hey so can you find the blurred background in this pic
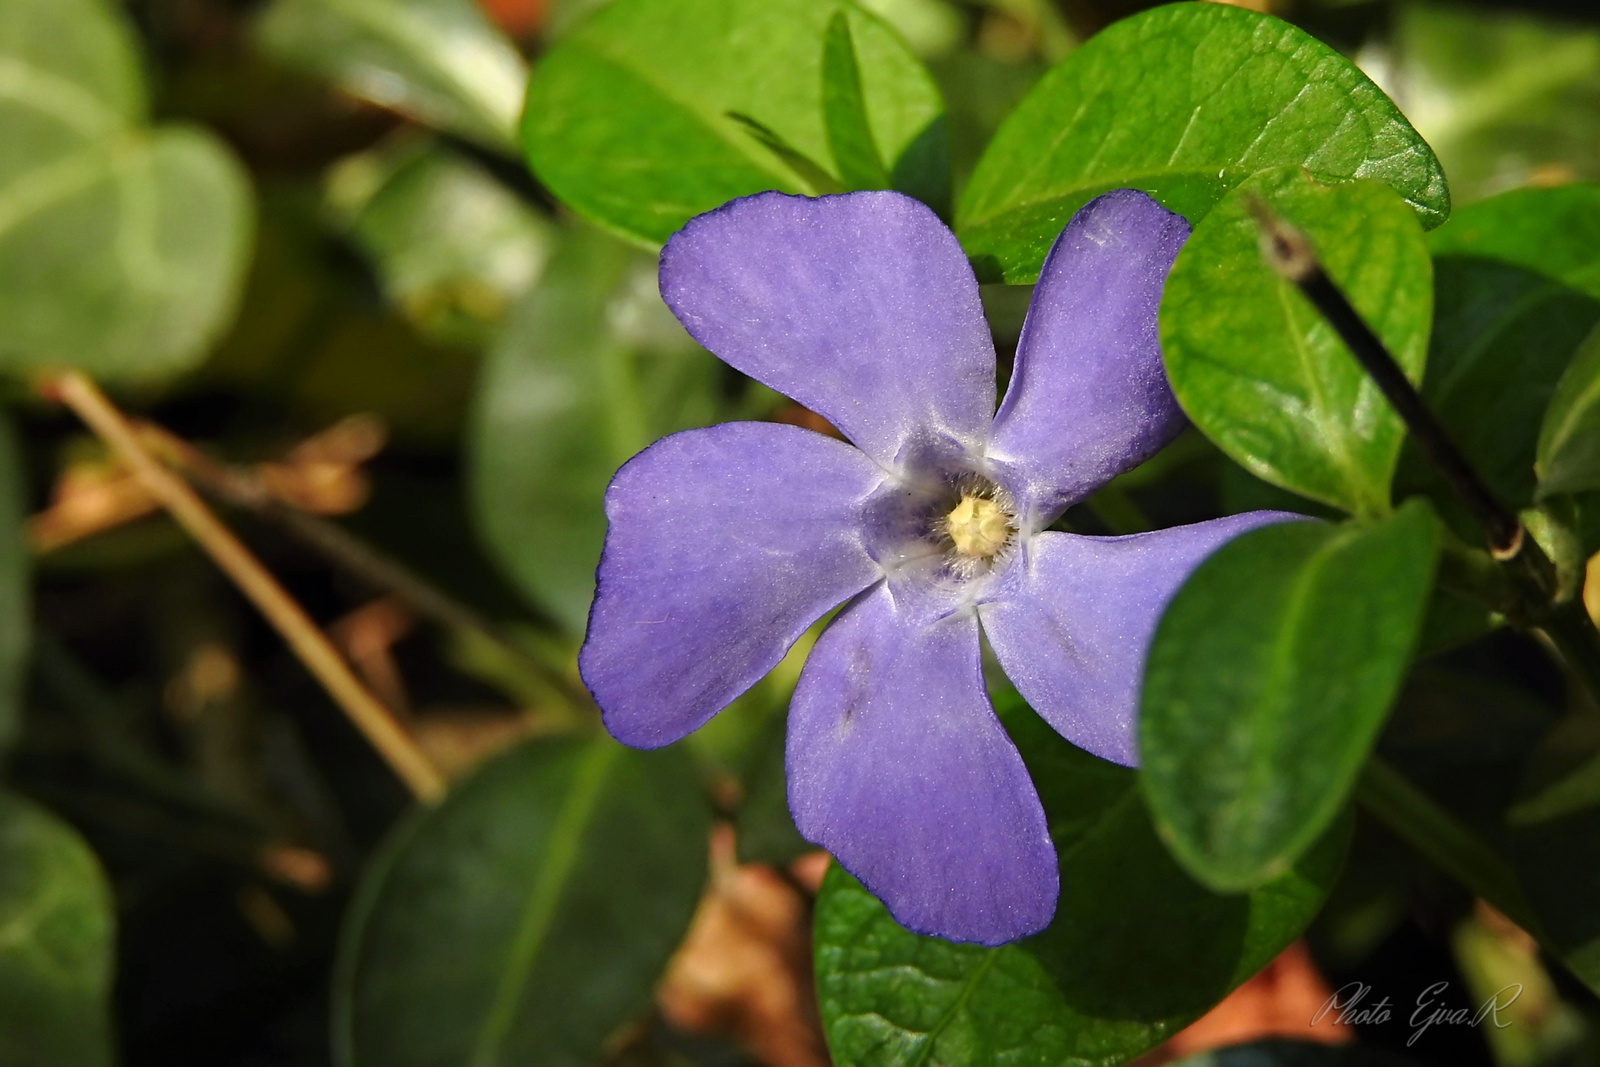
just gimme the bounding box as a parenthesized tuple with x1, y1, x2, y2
(8, 0, 1600, 1064)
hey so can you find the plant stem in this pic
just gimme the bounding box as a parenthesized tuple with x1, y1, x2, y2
(46, 371, 446, 803)
(134, 421, 591, 716)
(1356, 757, 1545, 939)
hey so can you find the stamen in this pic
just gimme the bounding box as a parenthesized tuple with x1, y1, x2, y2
(945, 494, 1013, 559)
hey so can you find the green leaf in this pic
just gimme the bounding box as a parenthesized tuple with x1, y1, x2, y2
(325, 136, 557, 345)
(1537, 321, 1600, 497)
(0, 419, 27, 753)
(1511, 805, 1600, 996)
(467, 224, 734, 636)
(815, 698, 1346, 1067)
(822, 12, 892, 191)
(1140, 500, 1439, 892)
(0, 0, 253, 381)
(956, 3, 1448, 283)
(0, 794, 115, 1067)
(333, 735, 711, 1067)
(521, 0, 948, 246)
(1419, 184, 1600, 509)
(254, 0, 528, 151)
(1388, 2, 1600, 207)
(1161, 169, 1434, 518)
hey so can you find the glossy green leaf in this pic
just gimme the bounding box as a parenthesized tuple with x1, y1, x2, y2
(0, 794, 115, 1067)
(325, 136, 557, 345)
(521, 0, 948, 246)
(814, 694, 1347, 1067)
(333, 735, 711, 1067)
(1419, 184, 1600, 509)
(1537, 322, 1600, 497)
(956, 3, 1448, 282)
(255, 0, 528, 150)
(468, 225, 734, 636)
(822, 13, 891, 191)
(0, 0, 253, 381)
(1161, 170, 1434, 518)
(0, 420, 27, 753)
(1141, 500, 1438, 892)
(1389, 2, 1600, 207)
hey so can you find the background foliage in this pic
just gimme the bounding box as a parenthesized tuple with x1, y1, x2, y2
(4, 0, 1600, 1065)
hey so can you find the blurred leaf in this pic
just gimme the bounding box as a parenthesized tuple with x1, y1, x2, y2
(334, 735, 710, 1067)
(815, 696, 1347, 1067)
(1387, 1, 1600, 206)
(0, 0, 253, 381)
(0, 794, 115, 1067)
(1141, 501, 1438, 892)
(928, 53, 1045, 198)
(1418, 184, 1600, 509)
(733, 714, 808, 868)
(1512, 805, 1600, 995)
(255, 0, 528, 151)
(522, 0, 948, 245)
(1161, 170, 1433, 518)
(0, 420, 26, 753)
(957, 3, 1448, 283)
(468, 225, 731, 635)
(1536, 321, 1600, 497)
(326, 136, 557, 345)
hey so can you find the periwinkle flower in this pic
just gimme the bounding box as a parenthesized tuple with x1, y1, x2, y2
(579, 188, 1291, 945)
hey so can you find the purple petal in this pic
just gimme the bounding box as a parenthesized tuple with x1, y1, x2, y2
(980, 513, 1301, 766)
(580, 422, 884, 749)
(787, 585, 1057, 945)
(988, 190, 1192, 524)
(659, 191, 996, 466)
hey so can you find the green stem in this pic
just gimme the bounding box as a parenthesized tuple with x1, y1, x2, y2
(1541, 600, 1600, 712)
(1355, 757, 1545, 939)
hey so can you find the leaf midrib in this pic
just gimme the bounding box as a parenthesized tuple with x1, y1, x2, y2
(469, 739, 621, 1066)
(0, 56, 131, 138)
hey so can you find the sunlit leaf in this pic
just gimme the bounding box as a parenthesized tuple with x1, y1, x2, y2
(522, 0, 948, 245)
(1161, 169, 1433, 518)
(958, 3, 1447, 282)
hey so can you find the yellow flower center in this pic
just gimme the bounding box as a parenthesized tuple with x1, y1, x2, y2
(944, 494, 1013, 559)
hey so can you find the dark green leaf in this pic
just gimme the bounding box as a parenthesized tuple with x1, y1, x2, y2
(254, 0, 528, 150)
(822, 12, 891, 190)
(1161, 170, 1434, 518)
(814, 696, 1347, 1067)
(1418, 184, 1600, 509)
(0, 794, 115, 1067)
(1536, 320, 1600, 497)
(0, 0, 253, 381)
(1512, 806, 1600, 995)
(957, 3, 1447, 282)
(325, 136, 557, 345)
(333, 735, 711, 1067)
(1141, 501, 1439, 892)
(467, 225, 733, 635)
(521, 0, 948, 246)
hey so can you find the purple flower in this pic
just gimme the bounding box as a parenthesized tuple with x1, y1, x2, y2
(578, 188, 1292, 945)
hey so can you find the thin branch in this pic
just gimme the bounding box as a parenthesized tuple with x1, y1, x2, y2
(133, 421, 593, 715)
(44, 371, 446, 803)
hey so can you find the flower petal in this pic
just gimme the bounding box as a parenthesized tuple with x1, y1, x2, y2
(581, 422, 884, 749)
(980, 513, 1301, 766)
(787, 585, 1057, 945)
(988, 189, 1192, 524)
(659, 190, 997, 466)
